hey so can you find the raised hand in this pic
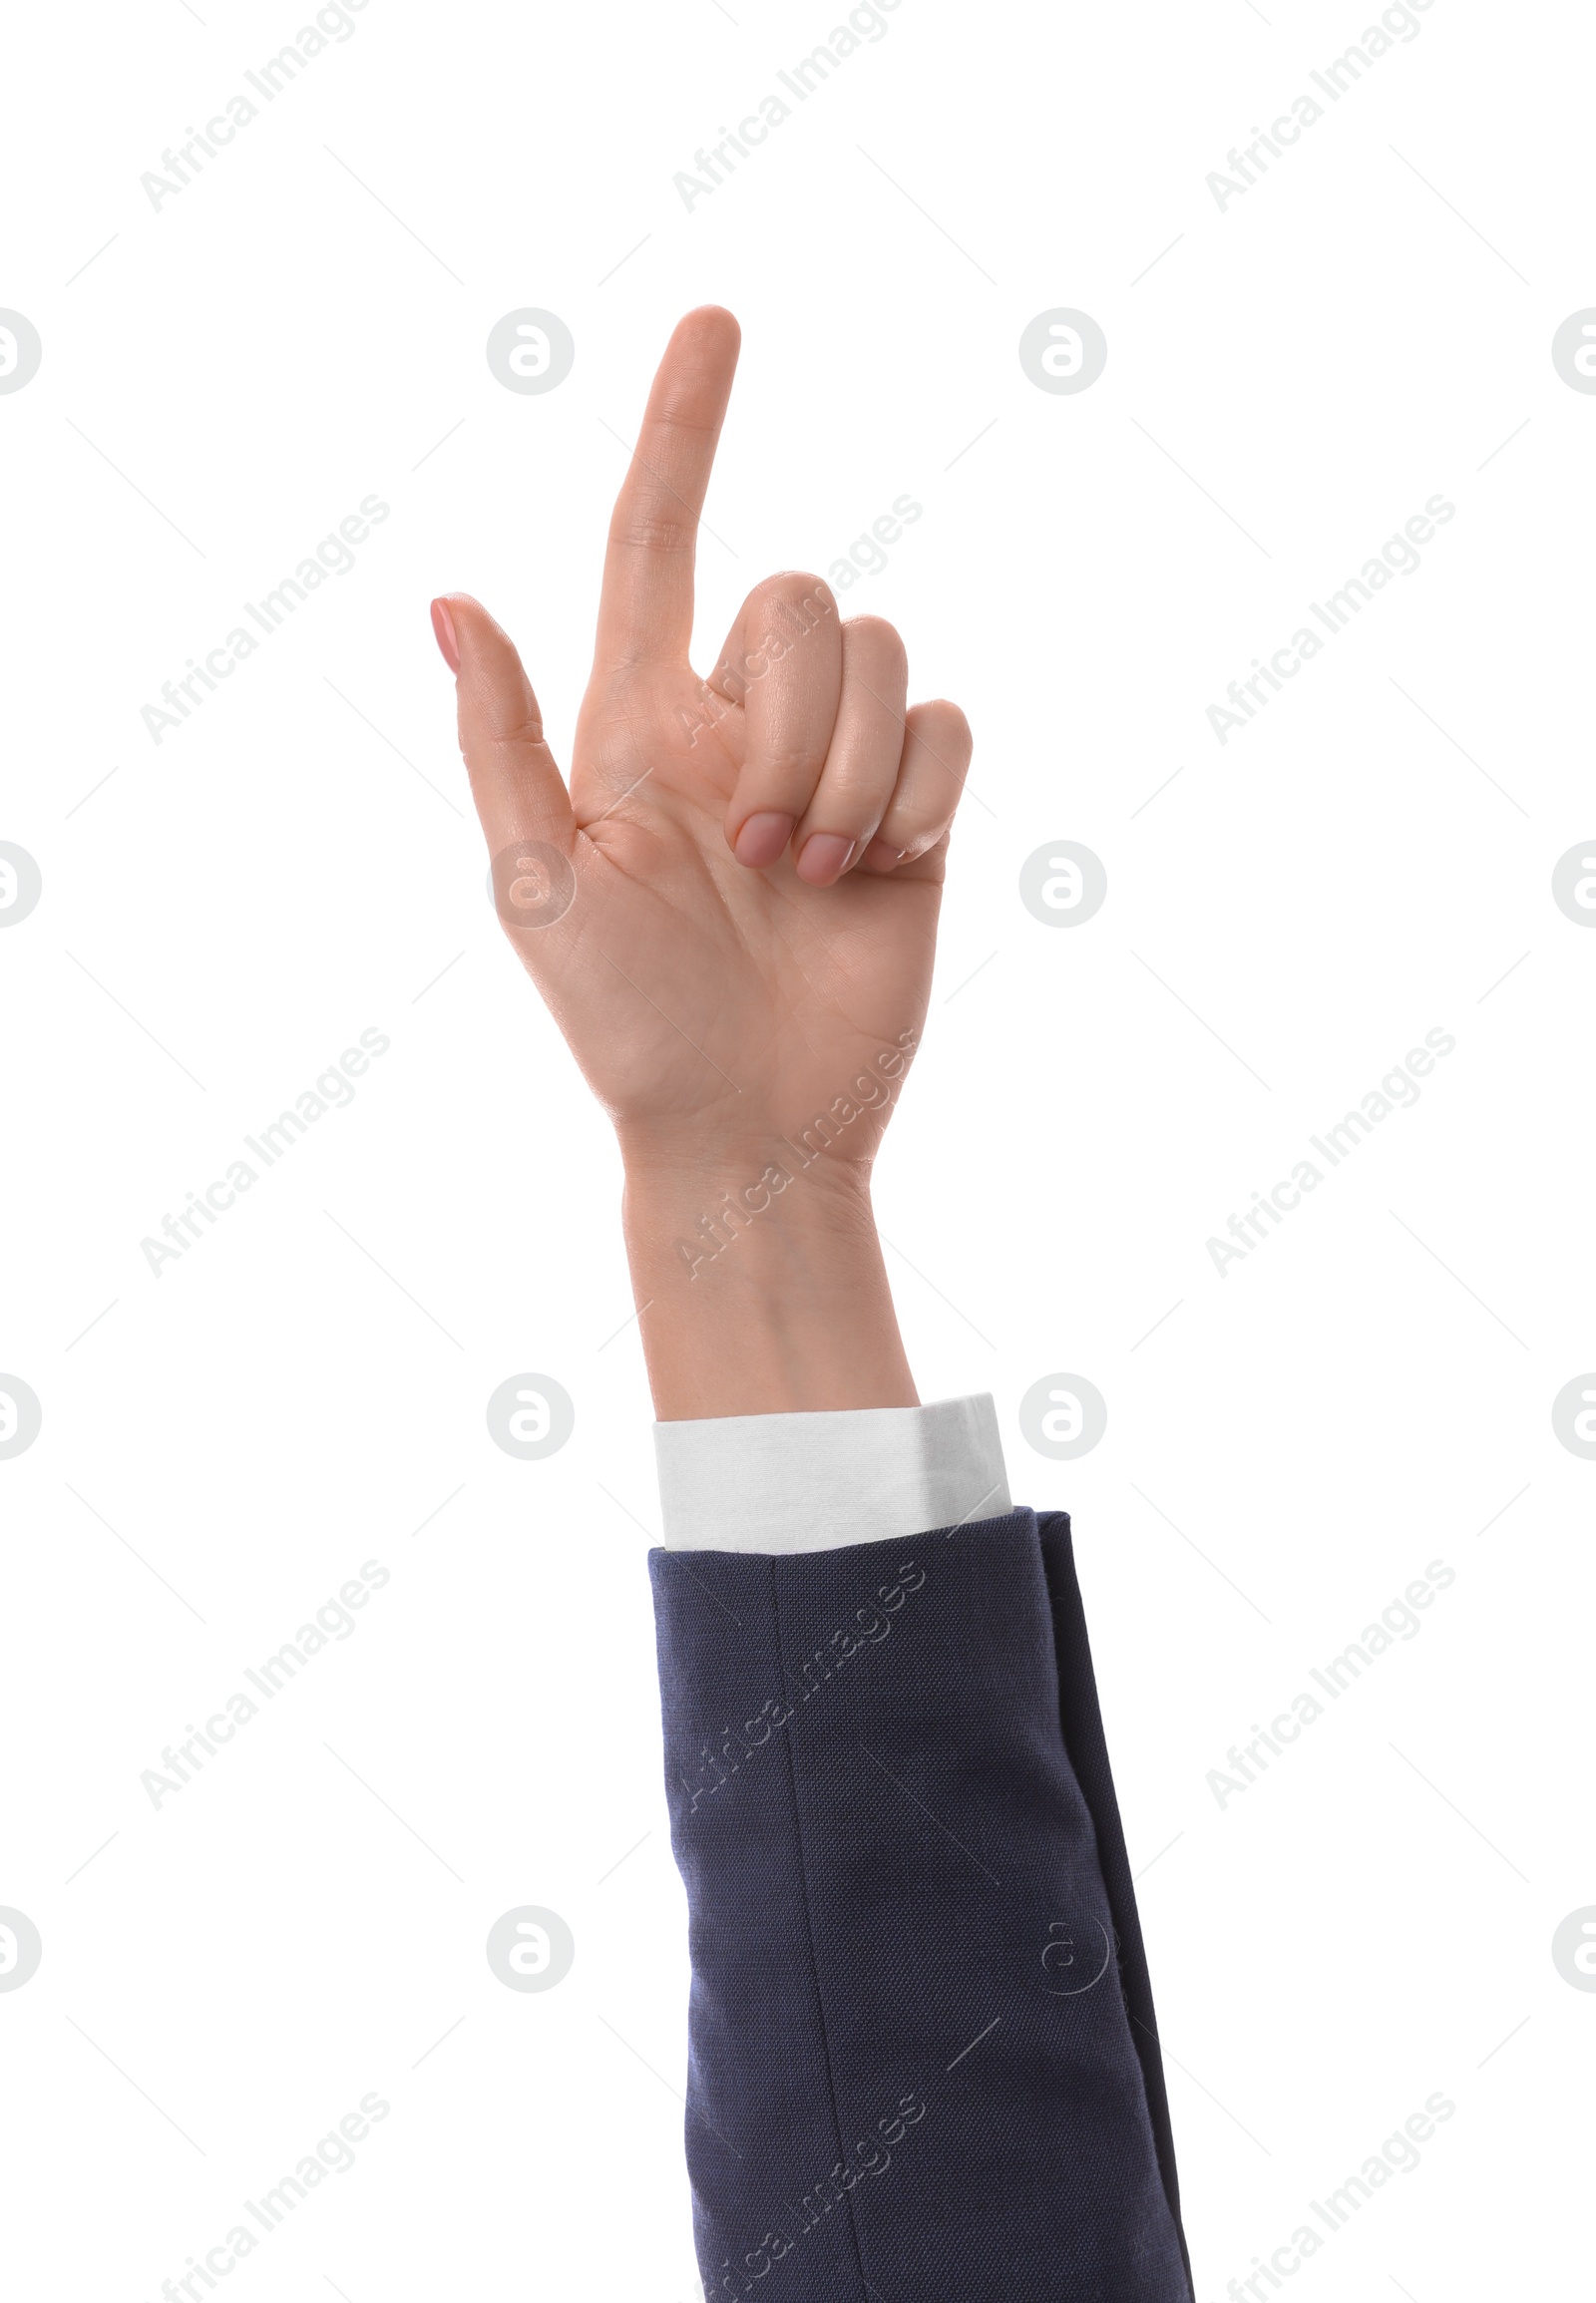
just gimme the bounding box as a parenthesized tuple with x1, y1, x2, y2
(432, 305, 971, 1160)
(430, 306, 974, 1414)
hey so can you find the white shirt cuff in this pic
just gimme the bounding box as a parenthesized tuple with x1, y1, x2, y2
(652, 1392, 1011, 1553)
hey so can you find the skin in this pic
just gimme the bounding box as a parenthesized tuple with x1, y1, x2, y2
(431, 305, 974, 1419)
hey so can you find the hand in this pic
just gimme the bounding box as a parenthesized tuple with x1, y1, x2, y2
(432, 307, 975, 1416)
(433, 305, 972, 1167)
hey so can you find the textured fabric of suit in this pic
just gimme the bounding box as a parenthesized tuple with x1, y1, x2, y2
(648, 1506, 1193, 2303)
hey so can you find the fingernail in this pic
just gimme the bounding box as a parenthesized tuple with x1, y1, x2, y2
(733, 811, 795, 869)
(796, 832, 856, 886)
(861, 837, 906, 873)
(430, 596, 460, 674)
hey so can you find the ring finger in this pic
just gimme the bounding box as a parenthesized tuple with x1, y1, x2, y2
(790, 615, 909, 886)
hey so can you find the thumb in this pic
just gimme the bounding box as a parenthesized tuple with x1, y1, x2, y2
(431, 591, 581, 936)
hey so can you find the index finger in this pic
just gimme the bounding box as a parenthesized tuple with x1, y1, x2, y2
(594, 304, 741, 675)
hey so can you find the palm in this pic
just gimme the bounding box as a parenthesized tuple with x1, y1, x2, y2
(559, 667, 942, 1133)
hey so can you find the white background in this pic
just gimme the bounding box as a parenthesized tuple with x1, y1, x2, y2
(2, 0, 1591, 2295)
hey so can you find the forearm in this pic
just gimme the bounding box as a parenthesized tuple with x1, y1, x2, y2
(618, 1132, 918, 1419)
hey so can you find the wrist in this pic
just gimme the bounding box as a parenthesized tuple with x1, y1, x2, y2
(618, 1116, 873, 1219)
(617, 1132, 916, 1420)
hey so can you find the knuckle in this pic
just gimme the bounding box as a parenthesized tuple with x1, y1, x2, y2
(609, 516, 695, 556)
(913, 700, 973, 764)
(485, 709, 547, 753)
(748, 570, 837, 622)
(648, 407, 719, 441)
(757, 741, 825, 785)
(842, 612, 906, 658)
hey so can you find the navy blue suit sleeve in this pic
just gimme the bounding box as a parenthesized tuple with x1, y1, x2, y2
(648, 1507, 1193, 2303)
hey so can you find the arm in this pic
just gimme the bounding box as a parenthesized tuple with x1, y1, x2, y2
(435, 307, 1191, 2300)
(432, 305, 962, 1412)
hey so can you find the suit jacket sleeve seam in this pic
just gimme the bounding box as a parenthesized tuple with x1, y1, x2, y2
(767, 1555, 876, 2302)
